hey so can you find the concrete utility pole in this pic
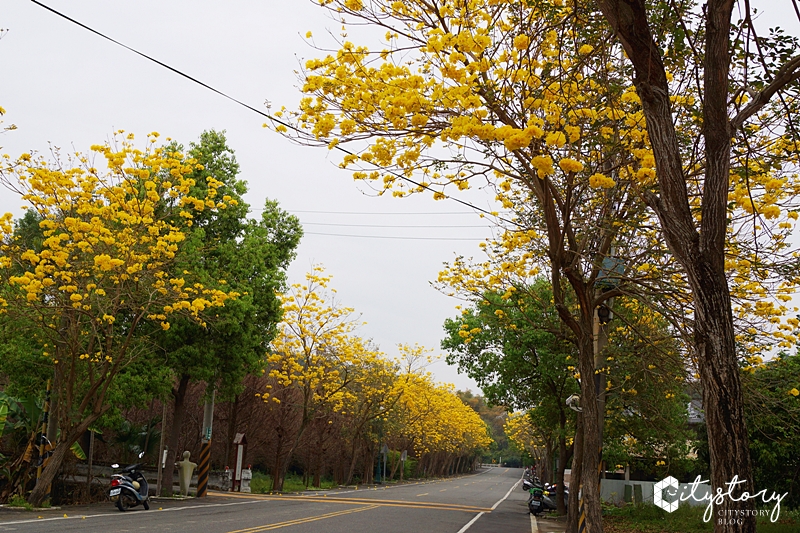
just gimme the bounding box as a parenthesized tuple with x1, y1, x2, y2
(594, 293, 611, 478)
(197, 389, 215, 497)
(594, 252, 621, 480)
(156, 402, 167, 496)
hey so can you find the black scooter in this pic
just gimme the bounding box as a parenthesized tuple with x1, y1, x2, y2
(528, 486, 546, 515)
(109, 462, 150, 511)
(525, 479, 566, 515)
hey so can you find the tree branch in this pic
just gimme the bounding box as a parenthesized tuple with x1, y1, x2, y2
(730, 54, 800, 131)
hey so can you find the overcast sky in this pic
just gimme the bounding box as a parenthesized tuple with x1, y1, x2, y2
(0, 0, 506, 392)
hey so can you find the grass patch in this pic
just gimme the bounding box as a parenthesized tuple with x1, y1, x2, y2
(602, 503, 798, 533)
(757, 508, 800, 533)
(6, 495, 34, 511)
(4, 494, 50, 510)
(249, 472, 337, 493)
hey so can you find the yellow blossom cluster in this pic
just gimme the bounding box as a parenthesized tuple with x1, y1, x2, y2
(389, 372, 492, 456)
(504, 411, 540, 456)
(0, 132, 236, 359)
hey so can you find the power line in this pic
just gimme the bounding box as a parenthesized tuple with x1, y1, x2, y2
(283, 210, 495, 215)
(304, 231, 486, 241)
(303, 222, 490, 228)
(30, 0, 521, 228)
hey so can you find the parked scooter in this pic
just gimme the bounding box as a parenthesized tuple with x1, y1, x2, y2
(522, 477, 539, 492)
(525, 479, 568, 515)
(544, 482, 569, 512)
(528, 486, 546, 515)
(109, 462, 150, 511)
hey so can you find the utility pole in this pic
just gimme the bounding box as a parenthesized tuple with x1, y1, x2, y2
(594, 292, 611, 477)
(156, 401, 167, 496)
(197, 389, 215, 497)
(595, 253, 621, 477)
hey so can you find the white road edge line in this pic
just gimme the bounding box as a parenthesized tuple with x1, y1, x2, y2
(455, 471, 524, 533)
(0, 499, 264, 526)
(455, 511, 485, 533)
(530, 512, 538, 532)
(491, 477, 522, 510)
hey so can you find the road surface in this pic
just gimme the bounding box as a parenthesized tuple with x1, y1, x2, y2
(0, 467, 566, 533)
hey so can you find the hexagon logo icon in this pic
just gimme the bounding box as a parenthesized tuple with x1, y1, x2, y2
(654, 476, 680, 513)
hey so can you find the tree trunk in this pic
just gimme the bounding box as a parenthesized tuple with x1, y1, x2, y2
(313, 453, 323, 488)
(542, 439, 553, 485)
(272, 426, 286, 491)
(694, 263, 755, 530)
(46, 368, 60, 446)
(85, 430, 95, 497)
(556, 433, 570, 515)
(345, 434, 362, 485)
(574, 320, 602, 533)
(273, 419, 308, 491)
(163, 373, 190, 496)
(595, 2, 756, 532)
(389, 452, 401, 481)
(304, 448, 312, 487)
(29, 413, 99, 507)
(566, 412, 584, 533)
(225, 394, 239, 469)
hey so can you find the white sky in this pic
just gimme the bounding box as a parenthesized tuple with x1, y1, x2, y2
(2, 1, 798, 394)
(0, 0, 502, 393)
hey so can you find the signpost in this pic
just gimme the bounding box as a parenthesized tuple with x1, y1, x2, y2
(381, 443, 389, 484)
(233, 433, 247, 492)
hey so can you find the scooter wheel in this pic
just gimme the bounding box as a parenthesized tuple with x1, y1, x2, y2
(116, 497, 129, 512)
(143, 499, 150, 511)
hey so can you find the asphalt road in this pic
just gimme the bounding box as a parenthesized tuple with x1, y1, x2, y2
(0, 467, 566, 533)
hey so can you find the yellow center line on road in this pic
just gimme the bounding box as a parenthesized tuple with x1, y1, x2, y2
(226, 505, 379, 533)
(209, 491, 491, 513)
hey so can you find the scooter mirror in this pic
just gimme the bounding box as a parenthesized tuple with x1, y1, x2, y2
(111, 463, 119, 468)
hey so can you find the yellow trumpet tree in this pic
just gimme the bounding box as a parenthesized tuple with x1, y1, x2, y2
(262, 265, 364, 491)
(335, 350, 401, 485)
(589, 3, 800, 531)
(0, 133, 236, 506)
(504, 411, 542, 461)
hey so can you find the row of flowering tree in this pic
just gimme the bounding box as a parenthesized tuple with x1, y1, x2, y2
(260, 267, 492, 490)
